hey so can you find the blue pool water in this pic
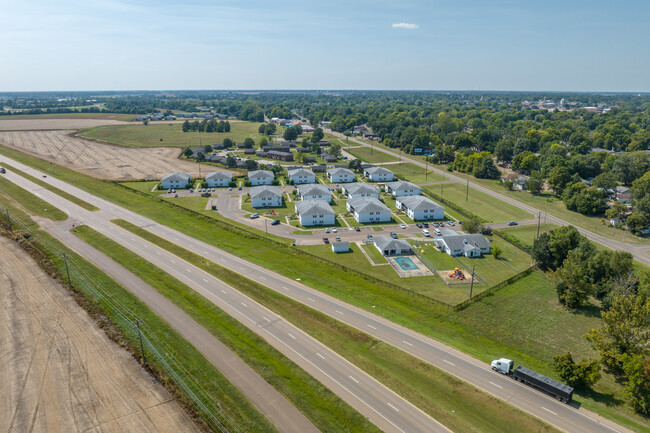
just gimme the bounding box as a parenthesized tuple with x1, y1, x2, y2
(394, 256, 419, 271)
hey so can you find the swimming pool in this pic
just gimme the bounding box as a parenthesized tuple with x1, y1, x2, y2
(394, 256, 420, 271)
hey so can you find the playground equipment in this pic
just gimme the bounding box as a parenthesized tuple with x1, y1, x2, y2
(449, 268, 465, 280)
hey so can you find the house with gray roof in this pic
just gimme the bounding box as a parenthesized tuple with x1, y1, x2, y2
(374, 236, 412, 256)
(346, 197, 391, 223)
(331, 241, 350, 253)
(434, 233, 491, 258)
(364, 166, 395, 182)
(396, 195, 444, 221)
(288, 168, 316, 184)
(385, 181, 421, 197)
(161, 173, 191, 189)
(341, 183, 380, 199)
(297, 183, 331, 201)
(205, 171, 232, 187)
(250, 185, 282, 208)
(248, 170, 274, 186)
(327, 167, 355, 183)
(295, 200, 336, 226)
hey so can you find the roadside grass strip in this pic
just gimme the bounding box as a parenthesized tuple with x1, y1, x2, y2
(73, 224, 381, 433)
(0, 175, 68, 221)
(114, 219, 560, 433)
(0, 162, 99, 211)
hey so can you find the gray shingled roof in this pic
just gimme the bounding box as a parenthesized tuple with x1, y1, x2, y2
(398, 195, 443, 211)
(295, 200, 336, 215)
(374, 236, 412, 252)
(364, 167, 394, 176)
(438, 234, 490, 250)
(162, 173, 191, 183)
(327, 167, 354, 177)
(331, 241, 349, 249)
(288, 168, 314, 177)
(248, 170, 274, 179)
(343, 183, 378, 195)
(250, 185, 282, 199)
(297, 183, 330, 197)
(205, 171, 232, 180)
(386, 180, 421, 191)
(347, 197, 390, 213)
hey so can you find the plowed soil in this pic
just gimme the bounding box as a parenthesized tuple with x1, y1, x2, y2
(0, 236, 199, 433)
(0, 130, 205, 180)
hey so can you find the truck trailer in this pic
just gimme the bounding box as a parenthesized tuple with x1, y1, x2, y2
(512, 365, 574, 403)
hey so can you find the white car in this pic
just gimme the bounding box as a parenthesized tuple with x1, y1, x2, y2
(332, 227, 337, 233)
(325, 228, 330, 233)
(400, 223, 406, 229)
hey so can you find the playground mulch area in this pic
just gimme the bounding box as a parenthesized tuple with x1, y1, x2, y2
(437, 269, 472, 285)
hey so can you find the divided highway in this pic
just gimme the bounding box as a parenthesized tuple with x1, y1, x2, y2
(0, 154, 630, 433)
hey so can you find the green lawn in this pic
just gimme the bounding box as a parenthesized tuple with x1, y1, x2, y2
(499, 223, 560, 249)
(2, 144, 647, 432)
(0, 176, 68, 221)
(74, 225, 379, 433)
(119, 180, 167, 195)
(80, 121, 281, 148)
(360, 243, 387, 264)
(437, 183, 533, 223)
(113, 220, 560, 433)
(346, 146, 401, 163)
(389, 163, 448, 184)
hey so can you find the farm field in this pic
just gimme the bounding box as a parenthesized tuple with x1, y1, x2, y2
(0, 118, 129, 131)
(0, 112, 135, 121)
(389, 162, 448, 184)
(80, 121, 281, 148)
(0, 130, 211, 180)
(437, 182, 533, 223)
(0, 236, 198, 433)
(346, 146, 401, 163)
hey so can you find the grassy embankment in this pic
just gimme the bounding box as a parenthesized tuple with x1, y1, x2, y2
(110, 219, 560, 433)
(73, 224, 379, 433)
(1, 144, 647, 431)
(345, 146, 401, 163)
(1, 162, 99, 211)
(0, 192, 279, 433)
(0, 175, 68, 221)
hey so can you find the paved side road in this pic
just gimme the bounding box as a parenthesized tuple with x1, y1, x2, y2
(38, 219, 319, 433)
(2, 163, 449, 433)
(0, 155, 631, 433)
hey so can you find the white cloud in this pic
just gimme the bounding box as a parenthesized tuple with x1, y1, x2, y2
(392, 22, 419, 30)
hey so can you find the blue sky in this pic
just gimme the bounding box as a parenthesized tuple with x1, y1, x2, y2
(1, 0, 649, 92)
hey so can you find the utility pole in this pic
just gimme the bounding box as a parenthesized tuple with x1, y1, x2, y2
(135, 320, 147, 365)
(465, 179, 469, 202)
(440, 183, 443, 200)
(265, 219, 268, 234)
(536, 211, 541, 240)
(425, 160, 428, 181)
(469, 265, 475, 299)
(62, 253, 72, 287)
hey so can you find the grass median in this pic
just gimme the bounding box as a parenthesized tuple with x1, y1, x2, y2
(72, 224, 381, 433)
(0, 199, 278, 433)
(0, 175, 68, 221)
(0, 162, 99, 211)
(113, 218, 559, 433)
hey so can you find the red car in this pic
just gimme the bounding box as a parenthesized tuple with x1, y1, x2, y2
(322, 237, 329, 244)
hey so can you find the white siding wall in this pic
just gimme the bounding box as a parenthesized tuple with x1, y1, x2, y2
(251, 196, 282, 208)
(291, 174, 316, 184)
(250, 177, 273, 186)
(298, 213, 335, 226)
(353, 210, 391, 223)
(206, 177, 231, 187)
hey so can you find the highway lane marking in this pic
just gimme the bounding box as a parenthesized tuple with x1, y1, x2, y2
(387, 402, 400, 412)
(367, 324, 377, 329)
(282, 286, 290, 291)
(307, 297, 315, 302)
(349, 376, 359, 383)
(259, 276, 266, 281)
(541, 407, 557, 416)
(402, 340, 413, 347)
(443, 359, 455, 366)
(156, 252, 161, 255)
(241, 302, 247, 307)
(489, 381, 503, 389)
(202, 278, 208, 283)
(288, 333, 296, 340)
(220, 289, 227, 294)
(186, 268, 192, 273)
(316, 352, 325, 359)
(335, 310, 344, 315)
(263, 316, 270, 321)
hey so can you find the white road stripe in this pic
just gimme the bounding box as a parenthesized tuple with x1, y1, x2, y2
(489, 381, 503, 389)
(541, 407, 557, 416)
(259, 276, 266, 281)
(443, 359, 455, 366)
(282, 286, 290, 291)
(316, 352, 325, 359)
(387, 402, 400, 412)
(288, 333, 296, 340)
(307, 297, 315, 302)
(241, 302, 247, 307)
(349, 376, 359, 383)
(202, 278, 208, 282)
(335, 310, 344, 315)
(220, 289, 227, 294)
(367, 324, 377, 329)
(402, 340, 413, 347)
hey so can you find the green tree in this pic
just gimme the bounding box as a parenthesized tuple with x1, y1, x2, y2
(605, 202, 628, 220)
(182, 120, 190, 132)
(592, 172, 618, 196)
(143, 118, 149, 126)
(532, 233, 552, 270)
(203, 144, 212, 153)
(491, 244, 502, 259)
(554, 249, 592, 308)
(494, 139, 514, 164)
(330, 143, 342, 157)
(225, 155, 237, 168)
(549, 225, 582, 270)
(223, 137, 233, 148)
(463, 218, 482, 234)
(621, 354, 650, 415)
(525, 172, 544, 194)
(196, 152, 205, 162)
(348, 159, 363, 172)
(224, 121, 231, 132)
(553, 352, 601, 388)
(243, 137, 255, 148)
(183, 146, 193, 157)
(283, 126, 299, 141)
(548, 166, 572, 195)
(311, 127, 324, 143)
(631, 171, 650, 201)
(244, 159, 258, 170)
(626, 213, 649, 233)
(258, 136, 268, 148)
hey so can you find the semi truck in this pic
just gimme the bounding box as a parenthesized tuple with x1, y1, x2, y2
(491, 358, 574, 403)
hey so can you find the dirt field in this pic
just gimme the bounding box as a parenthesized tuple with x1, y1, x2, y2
(0, 130, 209, 180)
(0, 236, 199, 433)
(0, 119, 129, 131)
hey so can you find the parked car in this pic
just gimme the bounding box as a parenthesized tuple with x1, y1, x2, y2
(390, 232, 398, 239)
(433, 222, 439, 227)
(174, 193, 178, 197)
(0, 167, 6, 174)
(271, 219, 280, 225)
(458, 221, 464, 225)
(322, 237, 329, 244)
(332, 227, 337, 233)
(400, 223, 406, 229)
(168, 189, 172, 193)
(416, 223, 423, 228)
(238, 186, 242, 190)
(508, 221, 518, 226)
(336, 236, 341, 241)
(422, 229, 431, 237)
(172, 189, 176, 193)
(367, 233, 373, 239)
(422, 222, 429, 228)
(325, 228, 330, 233)
(189, 189, 193, 193)
(449, 221, 455, 226)
(439, 222, 445, 227)
(250, 213, 259, 219)
(229, 187, 232, 191)
(354, 226, 360, 231)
